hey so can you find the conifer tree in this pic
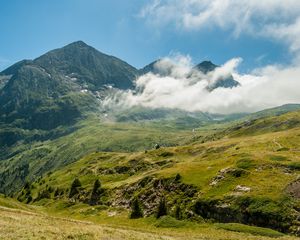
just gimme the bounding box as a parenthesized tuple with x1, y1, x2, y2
(130, 197, 143, 219)
(90, 179, 101, 205)
(156, 197, 167, 218)
(69, 178, 81, 198)
(175, 205, 181, 220)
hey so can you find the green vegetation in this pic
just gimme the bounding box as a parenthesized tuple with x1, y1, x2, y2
(0, 115, 193, 194)
(156, 197, 168, 219)
(69, 178, 81, 198)
(154, 216, 185, 228)
(13, 109, 300, 235)
(215, 223, 285, 238)
(89, 179, 102, 205)
(2, 41, 300, 239)
(1, 108, 300, 238)
(130, 197, 143, 219)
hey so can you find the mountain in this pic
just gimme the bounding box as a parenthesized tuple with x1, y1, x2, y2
(33, 41, 139, 90)
(0, 41, 241, 145)
(1, 41, 300, 238)
(0, 41, 139, 133)
(139, 60, 161, 75)
(194, 61, 240, 90)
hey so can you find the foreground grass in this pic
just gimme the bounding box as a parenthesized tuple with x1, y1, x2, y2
(0, 204, 297, 240)
(215, 223, 285, 238)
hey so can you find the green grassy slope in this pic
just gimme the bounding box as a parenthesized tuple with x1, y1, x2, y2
(1, 102, 298, 195)
(0, 115, 193, 194)
(16, 110, 300, 235)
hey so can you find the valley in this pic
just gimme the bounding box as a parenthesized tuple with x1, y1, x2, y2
(0, 41, 300, 239)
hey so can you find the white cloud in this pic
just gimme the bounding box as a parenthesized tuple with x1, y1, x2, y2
(107, 1, 300, 114)
(139, 0, 300, 53)
(103, 55, 300, 114)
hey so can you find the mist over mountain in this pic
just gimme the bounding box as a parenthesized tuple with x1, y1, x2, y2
(139, 59, 239, 90)
(1, 43, 300, 239)
(0, 41, 242, 133)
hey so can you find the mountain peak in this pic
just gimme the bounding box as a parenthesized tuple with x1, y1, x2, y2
(65, 40, 90, 48)
(139, 59, 161, 75)
(194, 61, 217, 74)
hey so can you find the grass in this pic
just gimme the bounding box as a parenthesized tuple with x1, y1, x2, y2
(21, 125, 300, 203)
(0, 201, 298, 240)
(14, 125, 300, 235)
(154, 216, 187, 228)
(215, 223, 285, 238)
(3, 109, 300, 238)
(0, 115, 193, 194)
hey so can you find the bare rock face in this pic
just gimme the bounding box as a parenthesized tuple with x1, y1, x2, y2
(210, 167, 246, 186)
(235, 185, 251, 192)
(286, 178, 300, 198)
(111, 175, 199, 216)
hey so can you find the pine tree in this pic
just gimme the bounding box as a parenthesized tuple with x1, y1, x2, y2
(156, 197, 167, 218)
(69, 178, 81, 198)
(130, 197, 143, 219)
(90, 179, 101, 205)
(175, 205, 181, 220)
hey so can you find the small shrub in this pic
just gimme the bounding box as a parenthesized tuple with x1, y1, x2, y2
(26, 195, 33, 203)
(287, 162, 300, 170)
(277, 147, 290, 152)
(23, 182, 31, 190)
(236, 158, 255, 169)
(230, 168, 247, 178)
(54, 188, 59, 197)
(269, 155, 288, 161)
(159, 151, 174, 157)
(175, 173, 181, 181)
(35, 189, 51, 201)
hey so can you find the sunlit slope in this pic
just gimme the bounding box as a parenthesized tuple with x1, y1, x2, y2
(0, 116, 192, 194)
(17, 110, 300, 234)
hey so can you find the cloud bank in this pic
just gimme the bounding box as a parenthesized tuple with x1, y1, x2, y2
(102, 1, 300, 114)
(104, 56, 300, 114)
(103, 55, 300, 114)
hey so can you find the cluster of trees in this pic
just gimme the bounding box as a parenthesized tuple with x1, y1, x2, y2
(69, 178, 103, 205)
(22, 175, 183, 220)
(130, 196, 182, 220)
(69, 178, 179, 220)
(129, 174, 183, 219)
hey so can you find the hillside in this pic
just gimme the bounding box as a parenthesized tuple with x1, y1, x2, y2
(15, 110, 300, 236)
(0, 41, 139, 132)
(1, 196, 295, 240)
(1, 41, 300, 239)
(0, 41, 252, 195)
(1, 102, 299, 195)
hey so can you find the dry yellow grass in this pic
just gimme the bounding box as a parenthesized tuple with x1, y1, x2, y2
(0, 205, 298, 240)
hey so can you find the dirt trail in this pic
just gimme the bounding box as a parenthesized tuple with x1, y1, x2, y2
(273, 138, 283, 149)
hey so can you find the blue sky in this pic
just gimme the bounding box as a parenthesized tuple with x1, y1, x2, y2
(0, 0, 295, 72)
